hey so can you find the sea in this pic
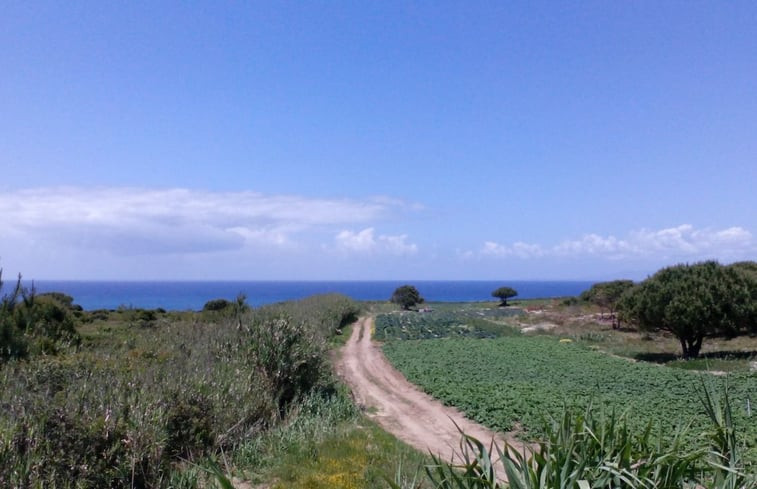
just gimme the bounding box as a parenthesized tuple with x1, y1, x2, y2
(27, 280, 596, 311)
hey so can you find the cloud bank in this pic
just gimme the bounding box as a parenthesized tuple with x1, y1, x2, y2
(2, 187, 753, 280)
(0, 187, 409, 255)
(474, 225, 755, 262)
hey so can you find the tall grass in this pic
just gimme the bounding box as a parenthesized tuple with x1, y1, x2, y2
(0, 293, 361, 488)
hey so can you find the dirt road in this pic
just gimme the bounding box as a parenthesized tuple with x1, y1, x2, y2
(336, 316, 525, 466)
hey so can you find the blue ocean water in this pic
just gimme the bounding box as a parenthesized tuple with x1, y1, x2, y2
(29, 280, 596, 311)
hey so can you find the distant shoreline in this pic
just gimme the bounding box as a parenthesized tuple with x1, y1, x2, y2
(28, 280, 596, 311)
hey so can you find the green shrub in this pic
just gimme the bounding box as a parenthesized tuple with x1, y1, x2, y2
(1, 272, 81, 360)
(245, 313, 326, 417)
(165, 391, 215, 460)
(0, 271, 28, 361)
(27, 298, 81, 352)
(203, 298, 232, 312)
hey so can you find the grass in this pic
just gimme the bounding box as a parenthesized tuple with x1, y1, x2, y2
(266, 418, 430, 489)
(329, 319, 358, 348)
(553, 321, 757, 372)
(667, 355, 757, 373)
(0, 294, 363, 488)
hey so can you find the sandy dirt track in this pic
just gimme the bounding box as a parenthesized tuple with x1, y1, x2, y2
(336, 316, 526, 467)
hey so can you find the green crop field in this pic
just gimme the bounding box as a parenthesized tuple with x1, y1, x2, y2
(382, 334, 757, 465)
(374, 306, 522, 340)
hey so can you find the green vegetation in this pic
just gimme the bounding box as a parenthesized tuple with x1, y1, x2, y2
(202, 298, 232, 311)
(579, 279, 634, 328)
(1, 271, 81, 361)
(375, 307, 521, 340)
(390, 285, 424, 310)
(4, 261, 755, 488)
(0, 291, 361, 488)
(395, 383, 755, 489)
(492, 286, 518, 306)
(380, 290, 757, 488)
(267, 418, 430, 489)
(619, 261, 757, 358)
(383, 336, 757, 466)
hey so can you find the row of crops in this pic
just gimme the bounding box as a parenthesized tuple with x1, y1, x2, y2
(374, 307, 522, 340)
(381, 334, 757, 466)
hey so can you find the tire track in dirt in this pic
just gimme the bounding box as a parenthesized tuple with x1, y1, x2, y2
(336, 316, 526, 470)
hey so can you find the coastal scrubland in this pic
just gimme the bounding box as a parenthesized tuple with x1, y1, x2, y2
(0, 284, 373, 488)
(2, 262, 757, 488)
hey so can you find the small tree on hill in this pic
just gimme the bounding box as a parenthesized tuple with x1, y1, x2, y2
(580, 280, 634, 328)
(492, 286, 517, 307)
(203, 298, 232, 312)
(391, 285, 424, 310)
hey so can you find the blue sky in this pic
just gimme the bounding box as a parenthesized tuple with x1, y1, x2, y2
(1, 1, 755, 280)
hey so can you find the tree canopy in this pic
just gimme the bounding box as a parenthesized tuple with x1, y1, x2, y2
(618, 261, 756, 359)
(580, 280, 634, 328)
(390, 285, 424, 310)
(492, 286, 517, 306)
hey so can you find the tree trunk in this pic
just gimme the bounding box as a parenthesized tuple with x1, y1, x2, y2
(689, 335, 703, 358)
(680, 335, 703, 359)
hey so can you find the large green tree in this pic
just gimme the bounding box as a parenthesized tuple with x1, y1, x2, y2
(390, 285, 424, 310)
(491, 286, 517, 307)
(580, 280, 634, 328)
(618, 261, 755, 359)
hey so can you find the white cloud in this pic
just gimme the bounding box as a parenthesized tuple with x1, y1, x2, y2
(553, 234, 635, 258)
(474, 224, 755, 262)
(380, 233, 419, 255)
(627, 225, 753, 257)
(335, 228, 377, 252)
(0, 187, 405, 255)
(334, 228, 418, 255)
(480, 240, 544, 259)
(480, 241, 508, 257)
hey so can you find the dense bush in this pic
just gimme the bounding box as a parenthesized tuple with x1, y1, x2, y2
(202, 298, 232, 312)
(1, 271, 81, 361)
(246, 313, 325, 417)
(580, 279, 634, 328)
(164, 391, 215, 460)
